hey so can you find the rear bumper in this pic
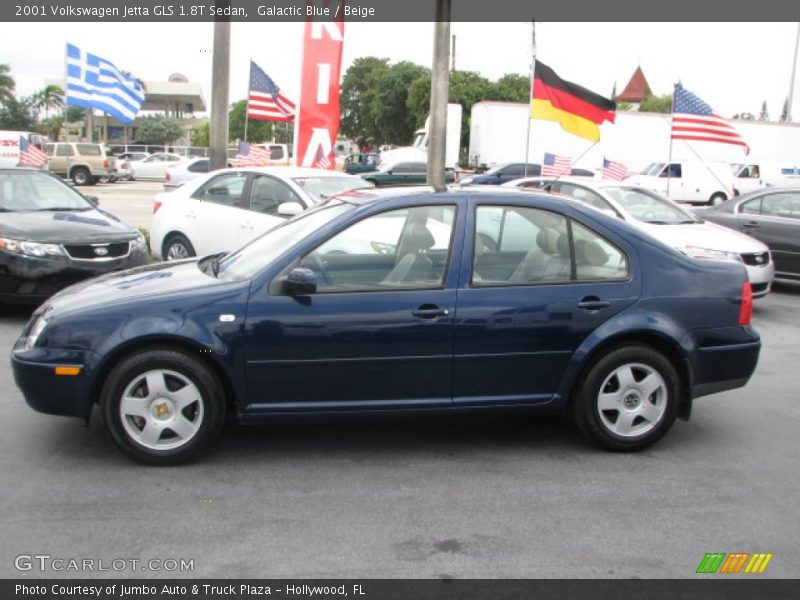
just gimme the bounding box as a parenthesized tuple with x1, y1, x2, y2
(689, 327, 761, 399)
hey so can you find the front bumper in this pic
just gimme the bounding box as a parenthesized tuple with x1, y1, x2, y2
(744, 260, 774, 298)
(0, 249, 149, 303)
(12, 347, 100, 418)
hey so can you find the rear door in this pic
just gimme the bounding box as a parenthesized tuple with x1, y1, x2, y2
(184, 171, 250, 256)
(454, 199, 640, 406)
(737, 191, 800, 276)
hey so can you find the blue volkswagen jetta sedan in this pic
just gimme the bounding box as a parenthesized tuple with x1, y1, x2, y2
(12, 189, 761, 464)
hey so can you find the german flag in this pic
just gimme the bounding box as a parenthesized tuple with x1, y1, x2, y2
(531, 60, 616, 142)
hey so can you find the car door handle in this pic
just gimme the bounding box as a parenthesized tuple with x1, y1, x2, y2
(241, 223, 254, 230)
(742, 221, 761, 229)
(577, 297, 611, 311)
(185, 212, 197, 219)
(411, 305, 450, 319)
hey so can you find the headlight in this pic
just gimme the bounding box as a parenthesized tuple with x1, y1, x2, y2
(0, 238, 64, 257)
(679, 246, 743, 263)
(132, 234, 147, 253)
(23, 315, 48, 350)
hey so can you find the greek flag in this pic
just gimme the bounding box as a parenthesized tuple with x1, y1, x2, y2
(65, 43, 145, 124)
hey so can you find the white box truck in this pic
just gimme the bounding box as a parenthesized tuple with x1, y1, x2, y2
(378, 103, 463, 169)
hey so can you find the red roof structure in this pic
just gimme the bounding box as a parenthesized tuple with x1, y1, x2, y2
(615, 66, 652, 103)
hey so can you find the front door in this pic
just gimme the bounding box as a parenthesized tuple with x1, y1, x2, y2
(453, 201, 640, 406)
(243, 204, 461, 411)
(737, 191, 800, 276)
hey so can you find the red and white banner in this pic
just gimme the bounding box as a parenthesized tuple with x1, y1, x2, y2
(293, 1, 345, 170)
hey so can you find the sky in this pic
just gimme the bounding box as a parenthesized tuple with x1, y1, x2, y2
(2, 22, 800, 120)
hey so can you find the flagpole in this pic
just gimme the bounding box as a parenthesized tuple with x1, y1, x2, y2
(243, 59, 251, 144)
(524, 20, 536, 176)
(666, 85, 675, 199)
(63, 43, 71, 178)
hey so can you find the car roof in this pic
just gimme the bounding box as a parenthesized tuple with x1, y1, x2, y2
(211, 166, 363, 178)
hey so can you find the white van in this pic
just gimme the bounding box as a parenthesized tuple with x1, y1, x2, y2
(0, 131, 48, 168)
(729, 161, 800, 195)
(626, 160, 735, 205)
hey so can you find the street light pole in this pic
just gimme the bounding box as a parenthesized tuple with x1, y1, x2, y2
(787, 22, 800, 122)
(427, 0, 451, 192)
(210, 6, 231, 171)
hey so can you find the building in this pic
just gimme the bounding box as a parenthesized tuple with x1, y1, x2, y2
(46, 73, 208, 145)
(614, 66, 653, 110)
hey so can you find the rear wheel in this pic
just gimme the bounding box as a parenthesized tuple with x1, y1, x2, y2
(163, 233, 196, 261)
(71, 167, 91, 186)
(572, 344, 680, 451)
(100, 348, 225, 465)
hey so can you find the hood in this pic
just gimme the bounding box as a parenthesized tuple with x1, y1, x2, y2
(635, 220, 768, 253)
(44, 259, 239, 316)
(0, 208, 137, 243)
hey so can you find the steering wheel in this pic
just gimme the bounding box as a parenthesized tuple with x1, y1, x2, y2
(308, 252, 332, 285)
(477, 232, 499, 252)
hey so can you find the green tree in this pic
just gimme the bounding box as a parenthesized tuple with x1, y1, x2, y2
(368, 61, 430, 145)
(228, 99, 274, 143)
(759, 100, 769, 121)
(65, 105, 86, 122)
(639, 93, 673, 113)
(0, 96, 36, 130)
(339, 56, 391, 146)
(31, 84, 64, 119)
(490, 73, 530, 102)
(135, 114, 185, 145)
(0, 63, 15, 103)
(190, 122, 209, 146)
(780, 98, 789, 122)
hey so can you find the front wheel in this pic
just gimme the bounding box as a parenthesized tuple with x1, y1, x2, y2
(100, 349, 226, 465)
(572, 344, 681, 451)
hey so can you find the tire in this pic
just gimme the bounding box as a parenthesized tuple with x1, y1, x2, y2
(163, 233, 196, 261)
(709, 193, 727, 206)
(97, 175, 111, 184)
(100, 348, 226, 465)
(571, 344, 681, 451)
(365, 179, 379, 187)
(71, 167, 91, 186)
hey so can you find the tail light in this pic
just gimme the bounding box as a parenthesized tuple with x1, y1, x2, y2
(738, 281, 753, 325)
(121, 162, 129, 169)
(165, 172, 171, 181)
(103, 159, 109, 168)
(153, 200, 162, 214)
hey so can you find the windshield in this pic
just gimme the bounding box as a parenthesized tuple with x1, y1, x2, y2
(292, 176, 374, 204)
(0, 170, 91, 211)
(484, 164, 508, 176)
(217, 201, 354, 280)
(604, 187, 698, 224)
(642, 162, 666, 176)
(412, 131, 427, 149)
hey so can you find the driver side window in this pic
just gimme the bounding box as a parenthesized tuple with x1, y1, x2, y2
(300, 206, 456, 292)
(249, 175, 302, 216)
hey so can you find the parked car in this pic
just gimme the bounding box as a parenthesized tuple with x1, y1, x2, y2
(626, 160, 734, 205)
(0, 168, 149, 303)
(151, 167, 374, 260)
(460, 163, 542, 185)
(114, 152, 149, 181)
(163, 157, 233, 192)
(361, 161, 457, 187)
(12, 188, 760, 464)
(44, 142, 115, 186)
(695, 188, 800, 281)
(344, 152, 380, 175)
(130, 153, 187, 181)
(505, 177, 775, 297)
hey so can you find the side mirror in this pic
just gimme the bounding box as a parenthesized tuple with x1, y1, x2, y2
(285, 267, 317, 295)
(278, 201, 303, 217)
(86, 195, 99, 207)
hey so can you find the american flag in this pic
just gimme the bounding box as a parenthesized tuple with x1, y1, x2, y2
(18, 136, 48, 168)
(247, 61, 296, 122)
(314, 145, 331, 170)
(602, 158, 627, 181)
(671, 83, 749, 155)
(541, 152, 572, 177)
(230, 141, 271, 167)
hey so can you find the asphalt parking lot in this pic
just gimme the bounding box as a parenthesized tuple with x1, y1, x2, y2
(1, 273, 799, 579)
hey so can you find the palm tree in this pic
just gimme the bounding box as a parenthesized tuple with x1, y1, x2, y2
(0, 63, 15, 103)
(32, 84, 64, 119)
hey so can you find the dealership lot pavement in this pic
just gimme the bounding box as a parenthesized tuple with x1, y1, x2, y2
(90, 180, 163, 231)
(1, 279, 799, 577)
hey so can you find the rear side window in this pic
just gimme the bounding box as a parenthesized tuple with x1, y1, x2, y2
(76, 144, 101, 156)
(55, 145, 74, 157)
(187, 160, 210, 173)
(194, 173, 247, 207)
(472, 205, 629, 286)
(760, 192, 800, 219)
